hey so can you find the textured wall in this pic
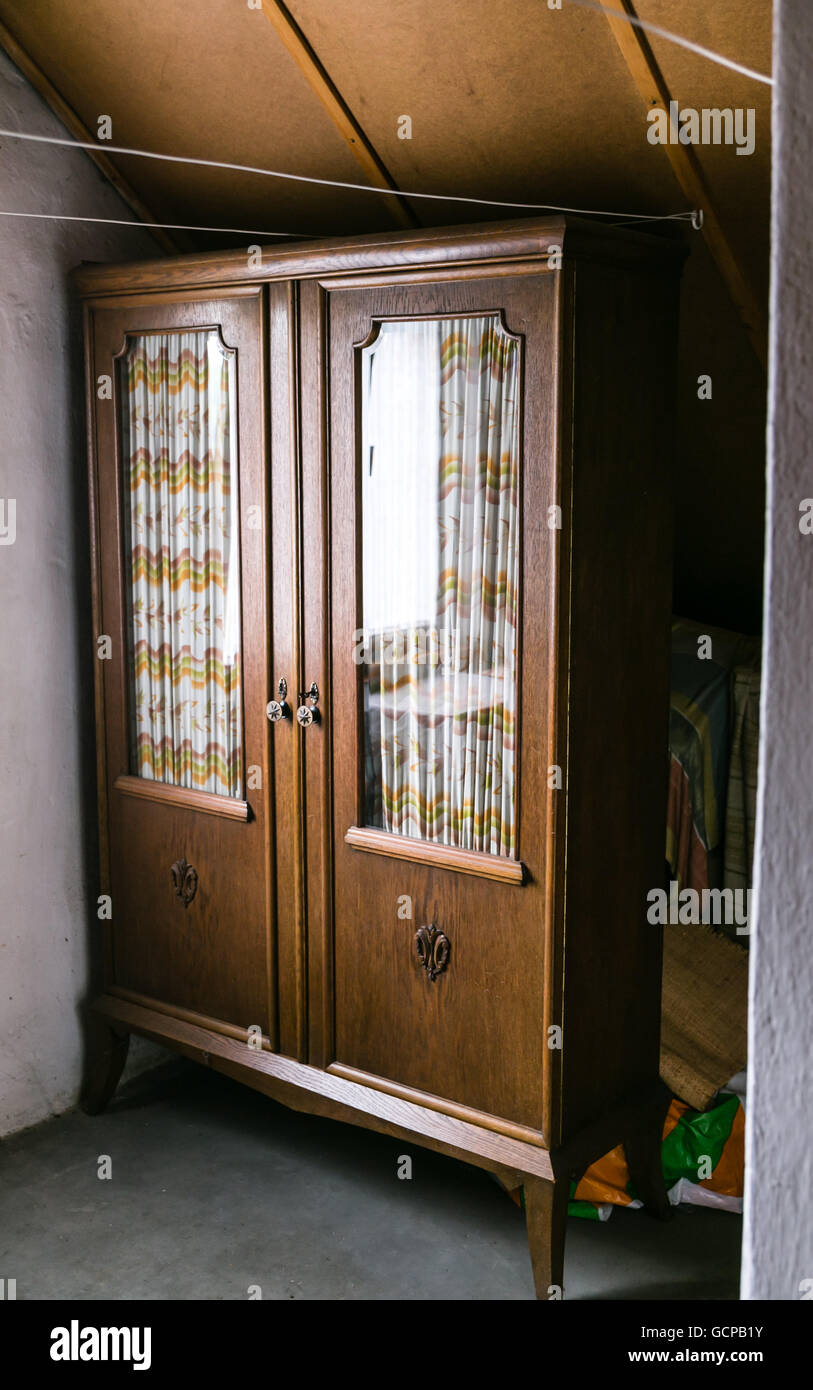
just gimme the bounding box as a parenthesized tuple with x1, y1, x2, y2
(742, 0, 813, 1300)
(0, 50, 163, 1136)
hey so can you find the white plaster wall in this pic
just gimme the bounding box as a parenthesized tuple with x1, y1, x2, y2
(742, 0, 813, 1300)
(0, 50, 165, 1136)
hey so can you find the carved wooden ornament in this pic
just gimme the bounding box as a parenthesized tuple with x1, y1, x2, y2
(170, 858, 198, 908)
(415, 924, 450, 981)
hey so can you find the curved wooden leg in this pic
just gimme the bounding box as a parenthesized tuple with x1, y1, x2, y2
(624, 1080, 673, 1220)
(81, 1016, 130, 1115)
(523, 1174, 569, 1300)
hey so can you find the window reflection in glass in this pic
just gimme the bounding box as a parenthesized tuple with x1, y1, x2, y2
(359, 315, 520, 856)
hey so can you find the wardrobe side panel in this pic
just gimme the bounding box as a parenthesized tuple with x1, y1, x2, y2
(559, 254, 680, 1138)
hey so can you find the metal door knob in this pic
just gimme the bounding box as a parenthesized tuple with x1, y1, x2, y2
(297, 681, 320, 727)
(267, 678, 291, 722)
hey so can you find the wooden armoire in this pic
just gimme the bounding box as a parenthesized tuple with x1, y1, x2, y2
(78, 216, 683, 1299)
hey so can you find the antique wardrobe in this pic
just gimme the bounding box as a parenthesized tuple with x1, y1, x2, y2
(77, 217, 683, 1299)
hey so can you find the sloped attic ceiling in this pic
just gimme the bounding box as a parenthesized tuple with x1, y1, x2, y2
(0, 0, 772, 633)
(0, 0, 770, 298)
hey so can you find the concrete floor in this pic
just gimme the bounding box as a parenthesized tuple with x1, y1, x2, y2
(0, 1059, 742, 1300)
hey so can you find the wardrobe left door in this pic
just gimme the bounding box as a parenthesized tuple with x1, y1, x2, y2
(87, 288, 276, 1038)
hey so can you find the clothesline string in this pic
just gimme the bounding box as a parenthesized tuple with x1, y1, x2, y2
(563, 0, 772, 87)
(0, 208, 305, 238)
(0, 206, 698, 238)
(0, 129, 695, 223)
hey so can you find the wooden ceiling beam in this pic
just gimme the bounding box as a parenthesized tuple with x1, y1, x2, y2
(0, 19, 182, 254)
(259, 0, 419, 229)
(601, 0, 768, 370)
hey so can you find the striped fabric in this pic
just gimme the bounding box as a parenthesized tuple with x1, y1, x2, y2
(363, 315, 520, 856)
(723, 665, 761, 892)
(121, 330, 243, 798)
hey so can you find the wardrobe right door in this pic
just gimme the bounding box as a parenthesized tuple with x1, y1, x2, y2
(310, 269, 564, 1143)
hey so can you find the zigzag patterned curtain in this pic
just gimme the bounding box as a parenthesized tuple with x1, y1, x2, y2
(121, 330, 243, 798)
(362, 315, 520, 856)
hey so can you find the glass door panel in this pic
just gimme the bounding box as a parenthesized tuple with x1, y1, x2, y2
(359, 314, 521, 857)
(118, 328, 243, 798)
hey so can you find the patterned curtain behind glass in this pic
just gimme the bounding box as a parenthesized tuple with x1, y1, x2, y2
(121, 330, 243, 798)
(364, 315, 520, 855)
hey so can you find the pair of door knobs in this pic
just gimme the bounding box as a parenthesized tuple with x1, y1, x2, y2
(266, 678, 319, 727)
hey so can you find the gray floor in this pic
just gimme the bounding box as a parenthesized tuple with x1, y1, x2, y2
(0, 1060, 742, 1300)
